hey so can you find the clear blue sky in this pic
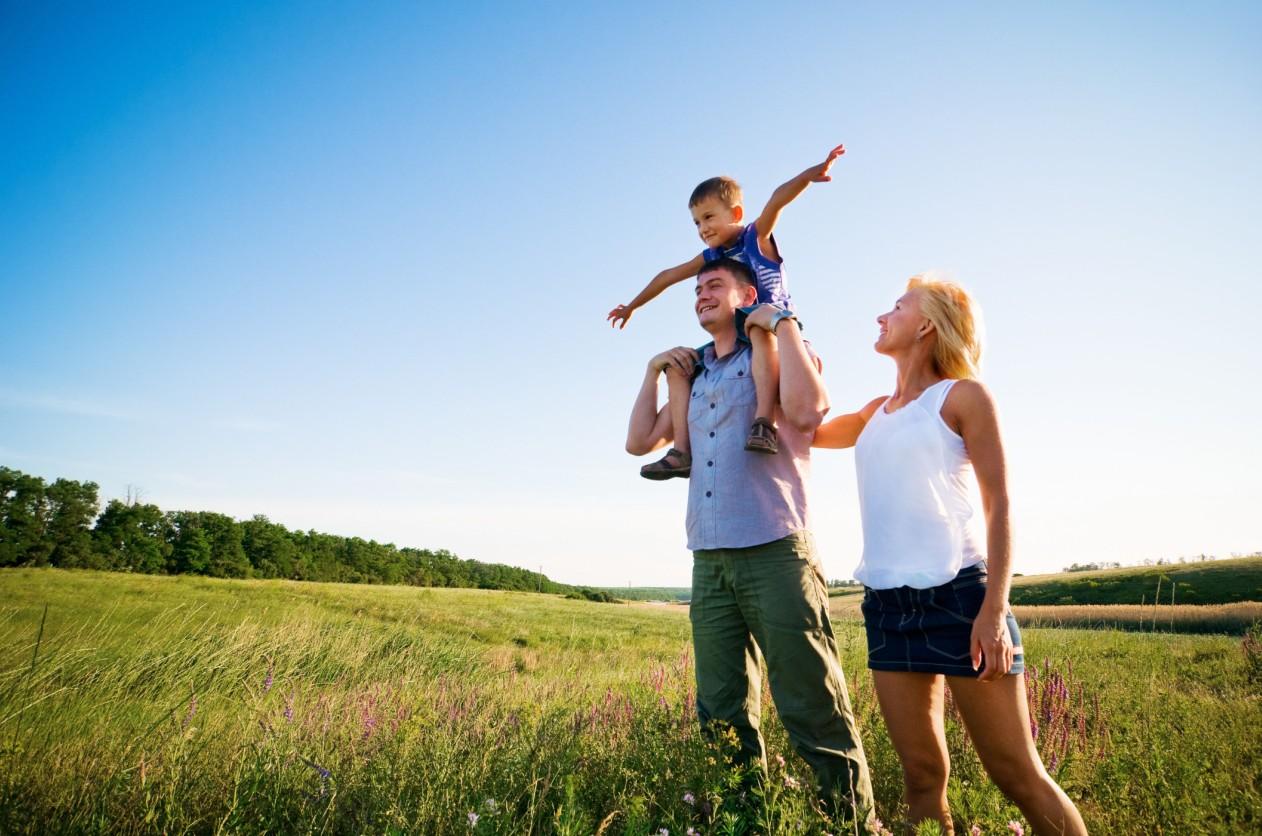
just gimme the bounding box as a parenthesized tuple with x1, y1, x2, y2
(3, 1, 1260, 586)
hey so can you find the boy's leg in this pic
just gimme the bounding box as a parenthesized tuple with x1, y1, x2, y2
(746, 326, 780, 454)
(733, 533, 876, 830)
(640, 366, 693, 479)
(667, 365, 693, 457)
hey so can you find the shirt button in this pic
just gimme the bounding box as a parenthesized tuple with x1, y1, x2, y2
(709, 431, 715, 437)
(738, 370, 744, 376)
(710, 402, 716, 409)
(707, 460, 713, 466)
(705, 491, 712, 498)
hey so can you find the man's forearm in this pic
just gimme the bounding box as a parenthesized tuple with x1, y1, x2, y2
(625, 366, 664, 454)
(776, 324, 829, 433)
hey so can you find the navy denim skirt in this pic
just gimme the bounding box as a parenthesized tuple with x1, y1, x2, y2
(861, 563, 1025, 677)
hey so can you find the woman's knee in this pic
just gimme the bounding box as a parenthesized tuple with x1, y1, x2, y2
(900, 752, 949, 796)
(984, 755, 1047, 803)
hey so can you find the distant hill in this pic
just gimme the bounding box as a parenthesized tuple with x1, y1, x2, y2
(826, 555, 1262, 606)
(599, 587, 691, 602)
(1009, 556, 1262, 606)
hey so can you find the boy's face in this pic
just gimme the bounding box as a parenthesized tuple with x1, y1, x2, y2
(690, 197, 744, 249)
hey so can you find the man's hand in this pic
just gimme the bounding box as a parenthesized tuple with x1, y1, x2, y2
(650, 346, 699, 377)
(970, 603, 1015, 682)
(607, 304, 635, 329)
(802, 143, 845, 183)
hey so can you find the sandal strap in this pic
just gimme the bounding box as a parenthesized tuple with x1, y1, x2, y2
(748, 420, 776, 439)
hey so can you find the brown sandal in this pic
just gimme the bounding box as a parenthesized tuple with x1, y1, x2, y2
(640, 448, 692, 480)
(744, 418, 779, 454)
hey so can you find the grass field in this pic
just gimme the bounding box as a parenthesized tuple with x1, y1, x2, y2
(1, 568, 1259, 834)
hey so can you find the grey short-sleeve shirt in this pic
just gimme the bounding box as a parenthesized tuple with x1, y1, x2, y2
(685, 341, 815, 551)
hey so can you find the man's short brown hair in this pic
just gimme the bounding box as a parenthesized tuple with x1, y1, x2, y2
(689, 176, 743, 209)
(698, 257, 756, 290)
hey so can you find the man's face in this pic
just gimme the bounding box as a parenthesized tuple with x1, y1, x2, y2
(695, 267, 756, 331)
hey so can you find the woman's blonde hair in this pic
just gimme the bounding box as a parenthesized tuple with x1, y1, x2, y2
(906, 274, 983, 380)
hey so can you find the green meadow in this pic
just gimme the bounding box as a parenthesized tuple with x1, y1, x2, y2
(1, 568, 1259, 834)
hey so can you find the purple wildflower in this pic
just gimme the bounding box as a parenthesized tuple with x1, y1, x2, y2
(783, 774, 799, 789)
(284, 692, 295, 722)
(1008, 822, 1025, 835)
(969, 826, 982, 836)
(468, 811, 479, 828)
(263, 661, 274, 693)
(683, 791, 695, 806)
(182, 691, 197, 731)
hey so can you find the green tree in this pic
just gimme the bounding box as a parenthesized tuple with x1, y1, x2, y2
(241, 515, 296, 579)
(44, 478, 100, 568)
(0, 467, 52, 567)
(93, 500, 172, 573)
(200, 512, 250, 578)
(167, 512, 212, 575)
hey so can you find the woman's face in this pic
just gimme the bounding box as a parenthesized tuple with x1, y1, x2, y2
(875, 289, 929, 355)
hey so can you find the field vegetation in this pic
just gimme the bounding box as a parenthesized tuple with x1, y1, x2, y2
(1007, 555, 1262, 606)
(825, 595, 1262, 636)
(2, 568, 1259, 834)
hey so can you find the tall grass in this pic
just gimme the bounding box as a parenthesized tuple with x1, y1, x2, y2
(1, 568, 1259, 834)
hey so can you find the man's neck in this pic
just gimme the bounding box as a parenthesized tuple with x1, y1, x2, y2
(710, 328, 740, 358)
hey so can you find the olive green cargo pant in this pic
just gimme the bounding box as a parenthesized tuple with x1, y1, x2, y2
(691, 531, 875, 826)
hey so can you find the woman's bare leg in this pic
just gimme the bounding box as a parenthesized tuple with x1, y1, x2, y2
(872, 671, 954, 833)
(948, 674, 1088, 835)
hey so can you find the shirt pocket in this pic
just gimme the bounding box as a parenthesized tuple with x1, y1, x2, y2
(717, 367, 756, 406)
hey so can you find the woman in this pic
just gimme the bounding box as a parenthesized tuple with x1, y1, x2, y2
(813, 276, 1087, 834)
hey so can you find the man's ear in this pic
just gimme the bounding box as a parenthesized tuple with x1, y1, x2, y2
(732, 204, 744, 223)
(742, 285, 759, 307)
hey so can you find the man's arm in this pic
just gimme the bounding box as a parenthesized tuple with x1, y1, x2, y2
(625, 347, 698, 454)
(753, 144, 845, 261)
(608, 253, 707, 329)
(744, 307, 829, 433)
(812, 397, 886, 449)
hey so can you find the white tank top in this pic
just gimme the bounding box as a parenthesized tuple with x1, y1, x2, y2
(853, 379, 985, 589)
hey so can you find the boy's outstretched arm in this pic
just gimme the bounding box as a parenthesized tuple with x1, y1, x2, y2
(607, 253, 706, 329)
(753, 143, 845, 260)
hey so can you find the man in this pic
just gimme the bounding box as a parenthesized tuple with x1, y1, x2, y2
(625, 257, 875, 827)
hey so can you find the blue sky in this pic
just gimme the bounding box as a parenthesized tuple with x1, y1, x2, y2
(3, 1, 1260, 586)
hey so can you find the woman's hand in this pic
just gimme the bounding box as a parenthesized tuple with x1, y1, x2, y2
(971, 602, 1014, 681)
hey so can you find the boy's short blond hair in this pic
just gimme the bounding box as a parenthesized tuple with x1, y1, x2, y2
(689, 176, 743, 209)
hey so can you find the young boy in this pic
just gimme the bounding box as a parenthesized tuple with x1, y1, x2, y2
(608, 144, 845, 480)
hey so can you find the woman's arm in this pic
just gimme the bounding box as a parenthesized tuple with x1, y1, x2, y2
(945, 380, 1014, 682)
(812, 397, 886, 449)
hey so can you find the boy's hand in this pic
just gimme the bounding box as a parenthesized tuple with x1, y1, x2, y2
(607, 304, 635, 329)
(803, 143, 845, 183)
(742, 304, 796, 335)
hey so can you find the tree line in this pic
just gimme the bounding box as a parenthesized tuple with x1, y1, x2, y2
(0, 466, 578, 594)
